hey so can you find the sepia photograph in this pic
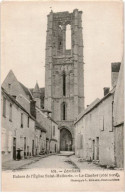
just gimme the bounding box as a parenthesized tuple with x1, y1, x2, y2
(1, 0, 124, 192)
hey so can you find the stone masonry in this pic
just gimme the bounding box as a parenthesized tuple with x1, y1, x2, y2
(44, 9, 84, 151)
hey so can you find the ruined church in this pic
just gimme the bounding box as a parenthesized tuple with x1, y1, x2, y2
(44, 9, 84, 151)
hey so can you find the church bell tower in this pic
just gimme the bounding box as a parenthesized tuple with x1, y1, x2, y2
(44, 9, 84, 151)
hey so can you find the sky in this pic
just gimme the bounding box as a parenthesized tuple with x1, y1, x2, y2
(1, 1, 123, 107)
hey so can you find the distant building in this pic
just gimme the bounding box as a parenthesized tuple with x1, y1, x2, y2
(48, 116, 60, 153)
(35, 121, 46, 155)
(31, 82, 60, 153)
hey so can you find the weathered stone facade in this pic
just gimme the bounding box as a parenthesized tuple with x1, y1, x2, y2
(1, 88, 36, 162)
(74, 62, 124, 168)
(75, 91, 115, 166)
(44, 9, 84, 151)
(1, 70, 60, 161)
(113, 60, 124, 168)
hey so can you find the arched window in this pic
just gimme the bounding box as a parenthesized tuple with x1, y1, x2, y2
(58, 25, 63, 51)
(61, 102, 66, 120)
(63, 72, 66, 96)
(66, 24, 71, 50)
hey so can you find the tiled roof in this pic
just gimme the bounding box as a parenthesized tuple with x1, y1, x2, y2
(1, 87, 35, 121)
(48, 116, 58, 125)
(35, 121, 46, 132)
(19, 82, 33, 100)
(74, 88, 116, 124)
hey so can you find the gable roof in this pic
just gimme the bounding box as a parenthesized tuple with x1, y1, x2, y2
(2, 70, 33, 101)
(35, 121, 46, 132)
(19, 82, 33, 100)
(2, 87, 47, 133)
(74, 88, 115, 124)
(47, 115, 58, 125)
(1, 87, 35, 121)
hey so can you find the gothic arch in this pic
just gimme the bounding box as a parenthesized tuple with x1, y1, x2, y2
(60, 127, 72, 151)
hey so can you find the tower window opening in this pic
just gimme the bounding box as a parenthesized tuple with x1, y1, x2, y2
(59, 25, 63, 30)
(63, 72, 66, 96)
(66, 24, 71, 50)
(62, 102, 66, 120)
(58, 37, 63, 50)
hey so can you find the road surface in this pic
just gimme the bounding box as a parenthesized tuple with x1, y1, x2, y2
(17, 154, 104, 171)
(19, 155, 78, 170)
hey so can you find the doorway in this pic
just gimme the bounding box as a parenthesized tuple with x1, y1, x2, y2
(96, 137, 99, 160)
(60, 128, 72, 151)
(24, 137, 26, 158)
(92, 140, 95, 160)
(32, 140, 34, 156)
(13, 137, 16, 160)
(55, 144, 56, 153)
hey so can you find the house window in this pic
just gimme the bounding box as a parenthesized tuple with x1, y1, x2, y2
(53, 126, 55, 136)
(9, 103, 12, 122)
(62, 102, 66, 120)
(99, 116, 104, 131)
(63, 72, 66, 96)
(27, 117, 29, 128)
(21, 113, 23, 128)
(3, 97, 6, 117)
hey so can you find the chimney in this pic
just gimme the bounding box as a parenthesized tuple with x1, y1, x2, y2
(103, 87, 110, 96)
(111, 62, 121, 88)
(8, 83, 11, 95)
(30, 100, 36, 118)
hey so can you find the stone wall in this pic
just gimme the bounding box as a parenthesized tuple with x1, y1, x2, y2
(35, 129, 46, 155)
(113, 60, 124, 168)
(75, 93, 115, 166)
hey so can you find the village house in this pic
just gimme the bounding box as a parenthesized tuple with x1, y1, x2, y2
(35, 121, 46, 155)
(113, 60, 124, 168)
(1, 87, 35, 162)
(30, 82, 60, 154)
(1, 87, 47, 162)
(1, 70, 60, 158)
(48, 116, 60, 153)
(74, 62, 123, 168)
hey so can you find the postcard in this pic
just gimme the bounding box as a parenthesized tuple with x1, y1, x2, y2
(1, 0, 124, 192)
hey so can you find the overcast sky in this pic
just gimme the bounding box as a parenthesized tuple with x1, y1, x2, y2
(1, 1, 123, 107)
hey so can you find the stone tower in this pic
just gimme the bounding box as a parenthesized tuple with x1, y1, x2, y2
(44, 9, 84, 151)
